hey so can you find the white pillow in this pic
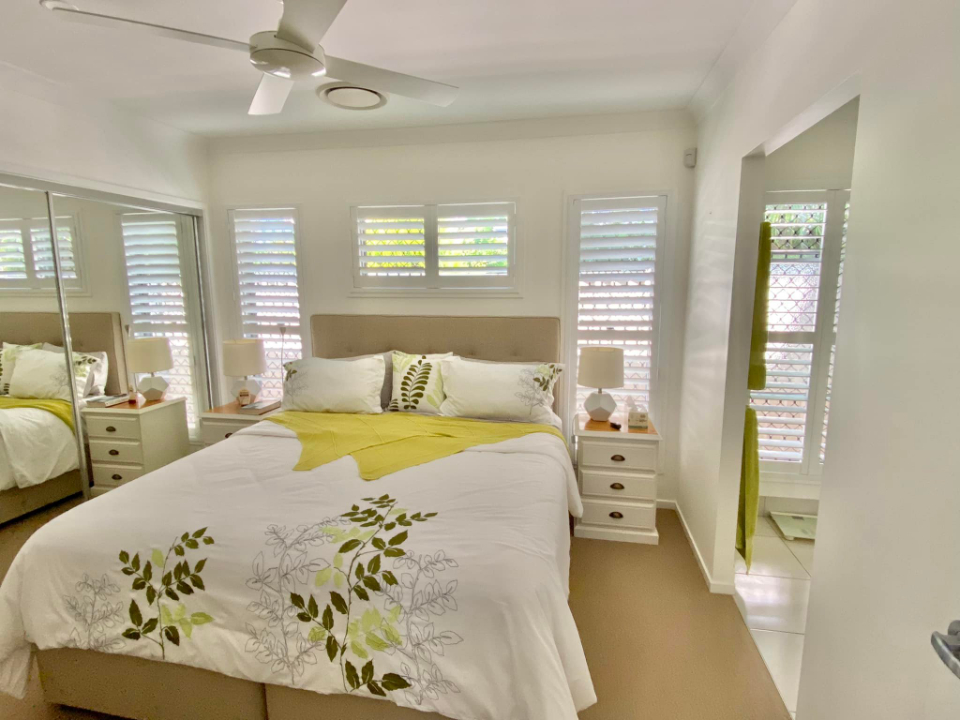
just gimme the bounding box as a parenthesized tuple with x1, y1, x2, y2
(42, 343, 109, 396)
(281, 356, 385, 414)
(8, 348, 96, 402)
(388, 351, 452, 415)
(439, 357, 564, 428)
(0, 342, 42, 396)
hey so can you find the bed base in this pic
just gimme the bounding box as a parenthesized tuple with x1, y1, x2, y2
(0, 471, 82, 526)
(37, 649, 447, 720)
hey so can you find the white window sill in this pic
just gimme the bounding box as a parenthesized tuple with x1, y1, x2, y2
(349, 287, 522, 299)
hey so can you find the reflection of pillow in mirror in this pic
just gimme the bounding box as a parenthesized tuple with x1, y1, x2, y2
(0, 342, 42, 396)
(42, 343, 108, 396)
(9, 348, 97, 402)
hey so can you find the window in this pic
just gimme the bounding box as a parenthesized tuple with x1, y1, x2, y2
(751, 191, 849, 476)
(121, 212, 201, 426)
(353, 202, 516, 290)
(571, 195, 666, 414)
(0, 215, 82, 290)
(229, 208, 303, 400)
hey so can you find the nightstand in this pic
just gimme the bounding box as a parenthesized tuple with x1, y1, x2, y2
(574, 413, 661, 544)
(200, 401, 276, 447)
(82, 397, 190, 498)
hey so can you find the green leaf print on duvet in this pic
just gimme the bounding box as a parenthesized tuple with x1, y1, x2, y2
(117, 528, 216, 659)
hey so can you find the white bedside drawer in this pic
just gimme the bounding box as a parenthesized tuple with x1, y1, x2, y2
(580, 440, 657, 471)
(90, 439, 143, 465)
(85, 416, 140, 441)
(92, 464, 146, 488)
(581, 470, 656, 501)
(581, 499, 656, 529)
(201, 421, 245, 446)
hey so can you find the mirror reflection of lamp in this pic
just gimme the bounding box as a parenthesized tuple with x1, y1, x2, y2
(128, 337, 173, 402)
(223, 339, 267, 406)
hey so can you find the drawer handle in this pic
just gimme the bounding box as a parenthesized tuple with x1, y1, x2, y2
(224, 432, 233, 439)
(105, 426, 117, 433)
(611, 454, 626, 462)
(610, 482, 625, 490)
(108, 449, 119, 456)
(112, 474, 122, 481)
(609, 511, 624, 520)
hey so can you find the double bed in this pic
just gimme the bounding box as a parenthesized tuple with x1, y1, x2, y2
(0, 312, 127, 525)
(0, 315, 596, 720)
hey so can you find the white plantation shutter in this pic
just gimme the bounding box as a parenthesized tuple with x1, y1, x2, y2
(121, 213, 199, 425)
(353, 202, 516, 289)
(230, 208, 302, 400)
(0, 220, 27, 282)
(575, 196, 665, 412)
(437, 203, 513, 283)
(30, 217, 78, 280)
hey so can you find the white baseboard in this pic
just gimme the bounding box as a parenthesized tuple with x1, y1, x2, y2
(669, 501, 736, 595)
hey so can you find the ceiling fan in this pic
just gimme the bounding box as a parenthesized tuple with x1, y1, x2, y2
(39, 0, 459, 115)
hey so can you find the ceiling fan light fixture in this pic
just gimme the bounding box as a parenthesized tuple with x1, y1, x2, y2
(39, 0, 77, 10)
(249, 31, 324, 80)
(320, 84, 387, 110)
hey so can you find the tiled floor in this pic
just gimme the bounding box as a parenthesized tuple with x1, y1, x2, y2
(735, 515, 815, 718)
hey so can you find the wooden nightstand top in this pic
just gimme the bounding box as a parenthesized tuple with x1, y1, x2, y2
(575, 413, 659, 440)
(82, 396, 185, 415)
(201, 401, 279, 422)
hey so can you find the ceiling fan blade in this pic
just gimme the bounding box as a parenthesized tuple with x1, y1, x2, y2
(47, 6, 249, 53)
(325, 56, 458, 107)
(248, 73, 295, 115)
(277, 0, 348, 50)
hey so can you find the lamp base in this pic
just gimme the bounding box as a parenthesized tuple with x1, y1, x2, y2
(137, 375, 169, 403)
(584, 390, 617, 422)
(231, 377, 262, 405)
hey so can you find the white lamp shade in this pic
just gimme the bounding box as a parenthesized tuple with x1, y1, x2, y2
(577, 346, 624, 389)
(127, 337, 173, 374)
(223, 339, 267, 377)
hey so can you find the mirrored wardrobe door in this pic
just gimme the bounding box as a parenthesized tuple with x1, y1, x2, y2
(52, 193, 205, 498)
(0, 182, 87, 521)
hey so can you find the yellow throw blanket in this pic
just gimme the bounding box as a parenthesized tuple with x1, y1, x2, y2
(0, 397, 74, 430)
(267, 411, 564, 480)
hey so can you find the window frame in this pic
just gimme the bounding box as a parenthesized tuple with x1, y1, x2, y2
(350, 200, 520, 295)
(562, 192, 669, 439)
(758, 189, 849, 485)
(0, 211, 88, 295)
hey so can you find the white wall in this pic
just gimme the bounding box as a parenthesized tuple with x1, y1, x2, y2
(765, 97, 859, 193)
(207, 111, 696, 500)
(0, 72, 206, 207)
(678, 0, 960, 716)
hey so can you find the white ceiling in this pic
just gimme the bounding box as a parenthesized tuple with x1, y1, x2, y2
(2, 0, 768, 137)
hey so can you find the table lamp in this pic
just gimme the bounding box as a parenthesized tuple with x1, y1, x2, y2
(577, 346, 624, 422)
(128, 337, 173, 402)
(223, 339, 267, 405)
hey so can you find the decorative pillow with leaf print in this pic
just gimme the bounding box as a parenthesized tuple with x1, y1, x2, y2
(0, 342, 42, 396)
(387, 351, 452, 415)
(8, 347, 98, 402)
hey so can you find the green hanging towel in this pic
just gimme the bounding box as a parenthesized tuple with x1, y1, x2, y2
(736, 221, 771, 569)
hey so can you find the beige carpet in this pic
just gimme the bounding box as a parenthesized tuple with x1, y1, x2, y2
(0, 500, 788, 720)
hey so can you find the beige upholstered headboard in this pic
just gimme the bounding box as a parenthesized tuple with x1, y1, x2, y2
(0, 312, 128, 395)
(310, 315, 561, 363)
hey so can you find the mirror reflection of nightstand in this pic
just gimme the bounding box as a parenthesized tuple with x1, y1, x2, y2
(82, 397, 189, 497)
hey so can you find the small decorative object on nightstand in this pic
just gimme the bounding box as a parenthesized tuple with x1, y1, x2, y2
(200, 401, 277, 447)
(577, 346, 624, 422)
(82, 397, 189, 497)
(574, 413, 660, 544)
(127, 337, 173, 402)
(223, 339, 267, 406)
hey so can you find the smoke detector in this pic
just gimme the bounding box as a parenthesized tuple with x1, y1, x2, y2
(319, 84, 387, 110)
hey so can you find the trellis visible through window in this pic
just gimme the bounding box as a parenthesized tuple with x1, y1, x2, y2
(0, 215, 82, 291)
(229, 208, 303, 400)
(120, 212, 201, 426)
(573, 195, 666, 413)
(751, 191, 849, 476)
(353, 202, 516, 290)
